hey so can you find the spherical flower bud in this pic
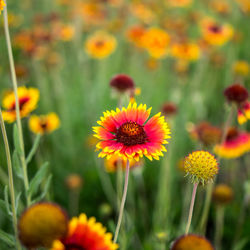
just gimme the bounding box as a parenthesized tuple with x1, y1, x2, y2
(161, 102, 178, 117)
(110, 74, 135, 93)
(65, 174, 83, 190)
(190, 122, 222, 147)
(224, 83, 248, 104)
(18, 202, 68, 248)
(212, 184, 233, 205)
(184, 151, 219, 185)
(171, 234, 214, 250)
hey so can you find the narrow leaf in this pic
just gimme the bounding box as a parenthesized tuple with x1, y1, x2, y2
(0, 229, 15, 247)
(13, 124, 21, 155)
(4, 186, 11, 215)
(12, 150, 23, 179)
(28, 162, 49, 198)
(33, 174, 52, 203)
(15, 192, 22, 214)
(26, 134, 41, 165)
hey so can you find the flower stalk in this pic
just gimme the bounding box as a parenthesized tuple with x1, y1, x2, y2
(185, 182, 198, 234)
(0, 109, 22, 250)
(114, 159, 130, 243)
(3, 2, 30, 206)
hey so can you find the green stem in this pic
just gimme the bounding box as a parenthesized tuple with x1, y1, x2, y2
(3, 3, 30, 206)
(114, 159, 130, 243)
(0, 110, 22, 250)
(199, 105, 234, 234)
(215, 206, 225, 250)
(185, 182, 198, 235)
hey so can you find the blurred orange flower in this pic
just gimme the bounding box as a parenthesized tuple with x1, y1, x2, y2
(85, 31, 117, 59)
(130, 3, 155, 24)
(171, 42, 200, 61)
(126, 25, 146, 48)
(29, 113, 60, 135)
(142, 27, 170, 59)
(166, 0, 193, 8)
(0, 0, 5, 14)
(200, 17, 233, 46)
(104, 154, 142, 172)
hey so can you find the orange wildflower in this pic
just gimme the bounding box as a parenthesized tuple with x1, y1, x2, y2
(142, 28, 170, 59)
(171, 42, 200, 61)
(85, 31, 117, 59)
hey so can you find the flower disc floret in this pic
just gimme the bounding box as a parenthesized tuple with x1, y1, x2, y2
(184, 151, 219, 184)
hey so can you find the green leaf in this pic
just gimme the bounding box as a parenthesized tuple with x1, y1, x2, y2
(26, 134, 41, 165)
(233, 238, 249, 250)
(13, 124, 21, 155)
(28, 162, 49, 198)
(0, 199, 8, 214)
(33, 174, 52, 203)
(15, 192, 22, 214)
(12, 150, 23, 179)
(4, 186, 11, 216)
(0, 229, 15, 247)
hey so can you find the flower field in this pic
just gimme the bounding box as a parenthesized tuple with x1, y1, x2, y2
(0, 0, 250, 249)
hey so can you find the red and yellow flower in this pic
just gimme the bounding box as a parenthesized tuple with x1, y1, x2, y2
(85, 31, 117, 59)
(200, 17, 233, 46)
(2, 86, 39, 123)
(29, 113, 60, 134)
(0, 0, 5, 14)
(93, 102, 171, 161)
(142, 27, 170, 59)
(171, 42, 200, 61)
(51, 213, 118, 250)
(214, 127, 250, 158)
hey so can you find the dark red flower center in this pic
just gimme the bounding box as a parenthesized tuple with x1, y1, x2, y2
(9, 96, 30, 111)
(209, 25, 222, 33)
(40, 120, 48, 130)
(65, 243, 85, 250)
(95, 40, 105, 48)
(226, 128, 239, 141)
(116, 121, 147, 146)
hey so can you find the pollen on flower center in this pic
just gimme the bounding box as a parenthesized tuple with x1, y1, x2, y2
(116, 121, 147, 146)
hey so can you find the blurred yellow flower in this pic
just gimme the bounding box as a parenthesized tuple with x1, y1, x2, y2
(0, 0, 5, 14)
(233, 60, 249, 76)
(201, 17, 234, 46)
(212, 184, 234, 205)
(210, 0, 231, 15)
(59, 25, 75, 41)
(104, 154, 142, 172)
(18, 202, 68, 248)
(130, 3, 155, 24)
(85, 31, 117, 59)
(171, 234, 214, 250)
(166, 0, 193, 8)
(2, 86, 39, 123)
(236, 0, 250, 14)
(142, 27, 170, 59)
(29, 113, 60, 135)
(171, 42, 200, 61)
